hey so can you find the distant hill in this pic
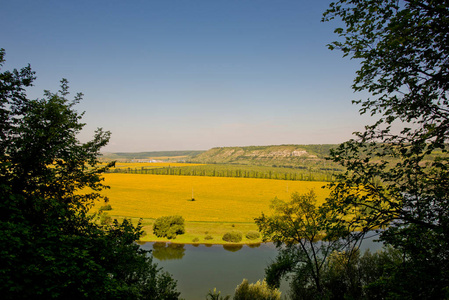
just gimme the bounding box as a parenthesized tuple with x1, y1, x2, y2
(188, 144, 339, 168)
(101, 145, 341, 169)
(101, 150, 205, 161)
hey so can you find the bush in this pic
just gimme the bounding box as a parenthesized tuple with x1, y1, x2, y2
(206, 288, 231, 300)
(222, 231, 242, 243)
(205, 235, 214, 240)
(192, 237, 199, 243)
(246, 230, 260, 240)
(234, 279, 281, 300)
(100, 213, 112, 225)
(153, 215, 185, 239)
(99, 204, 112, 211)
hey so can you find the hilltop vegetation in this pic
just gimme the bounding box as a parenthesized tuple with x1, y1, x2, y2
(189, 144, 337, 167)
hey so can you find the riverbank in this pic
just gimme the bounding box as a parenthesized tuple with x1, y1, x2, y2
(110, 216, 264, 245)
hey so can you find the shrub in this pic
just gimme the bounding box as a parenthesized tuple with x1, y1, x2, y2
(234, 279, 281, 300)
(100, 213, 112, 225)
(222, 231, 242, 243)
(153, 215, 185, 239)
(246, 230, 260, 240)
(99, 204, 112, 211)
(192, 237, 199, 243)
(205, 235, 214, 240)
(206, 288, 231, 300)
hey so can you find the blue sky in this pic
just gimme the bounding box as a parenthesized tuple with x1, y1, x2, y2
(1, 0, 373, 152)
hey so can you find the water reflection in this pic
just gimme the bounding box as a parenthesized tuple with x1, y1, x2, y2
(150, 242, 263, 260)
(222, 244, 243, 252)
(141, 242, 279, 299)
(145, 234, 380, 262)
(152, 242, 186, 261)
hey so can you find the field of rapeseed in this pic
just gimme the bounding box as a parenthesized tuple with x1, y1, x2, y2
(97, 174, 329, 223)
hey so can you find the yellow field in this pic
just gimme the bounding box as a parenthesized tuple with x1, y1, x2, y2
(96, 174, 330, 223)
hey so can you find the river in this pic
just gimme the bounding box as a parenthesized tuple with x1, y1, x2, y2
(140, 242, 279, 299)
(140, 235, 383, 299)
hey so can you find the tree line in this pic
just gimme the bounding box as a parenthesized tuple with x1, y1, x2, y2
(107, 164, 341, 182)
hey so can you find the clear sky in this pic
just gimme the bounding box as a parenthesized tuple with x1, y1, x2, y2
(1, 0, 373, 152)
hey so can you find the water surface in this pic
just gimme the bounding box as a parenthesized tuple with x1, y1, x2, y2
(140, 234, 383, 299)
(140, 242, 279, 299)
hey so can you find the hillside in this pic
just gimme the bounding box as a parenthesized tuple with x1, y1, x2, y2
(100, 150, 204, 161)
(100, 145, 343, 170)
(189, 144, 339, 169)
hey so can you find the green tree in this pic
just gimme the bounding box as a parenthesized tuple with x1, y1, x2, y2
(153, 215, 186, 239)
(233, 279, 281, 300)
(255, 191, 404, 299)
(0, 49, 180, 299)
(319, 247, 402, 300)
(255, 191, 348, 299)
(222, 231, 243, 243)
(322, 1, 449, 298)
(245, 230, 261, 240)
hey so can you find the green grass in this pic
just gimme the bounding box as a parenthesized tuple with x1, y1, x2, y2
(112, 216, 263, 245)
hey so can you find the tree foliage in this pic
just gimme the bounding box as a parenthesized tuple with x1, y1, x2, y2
(0, 49, 180, 299)
(322, 1, 449, 298)
(256, 191, 347, 298)
(153, 215, 186, 239)
(245, 230, 261, 240)
(222, 231, 243, 243)
(233, 279, 281, 300)
(255, 190, 404, 299)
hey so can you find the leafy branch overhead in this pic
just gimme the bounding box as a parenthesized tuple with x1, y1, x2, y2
(257, 1, 449, 298)
(0, 49, 181, 299)
(321, 1, 449, 298)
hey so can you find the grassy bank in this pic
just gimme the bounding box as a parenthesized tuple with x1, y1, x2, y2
(113, 217, 263, 244)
